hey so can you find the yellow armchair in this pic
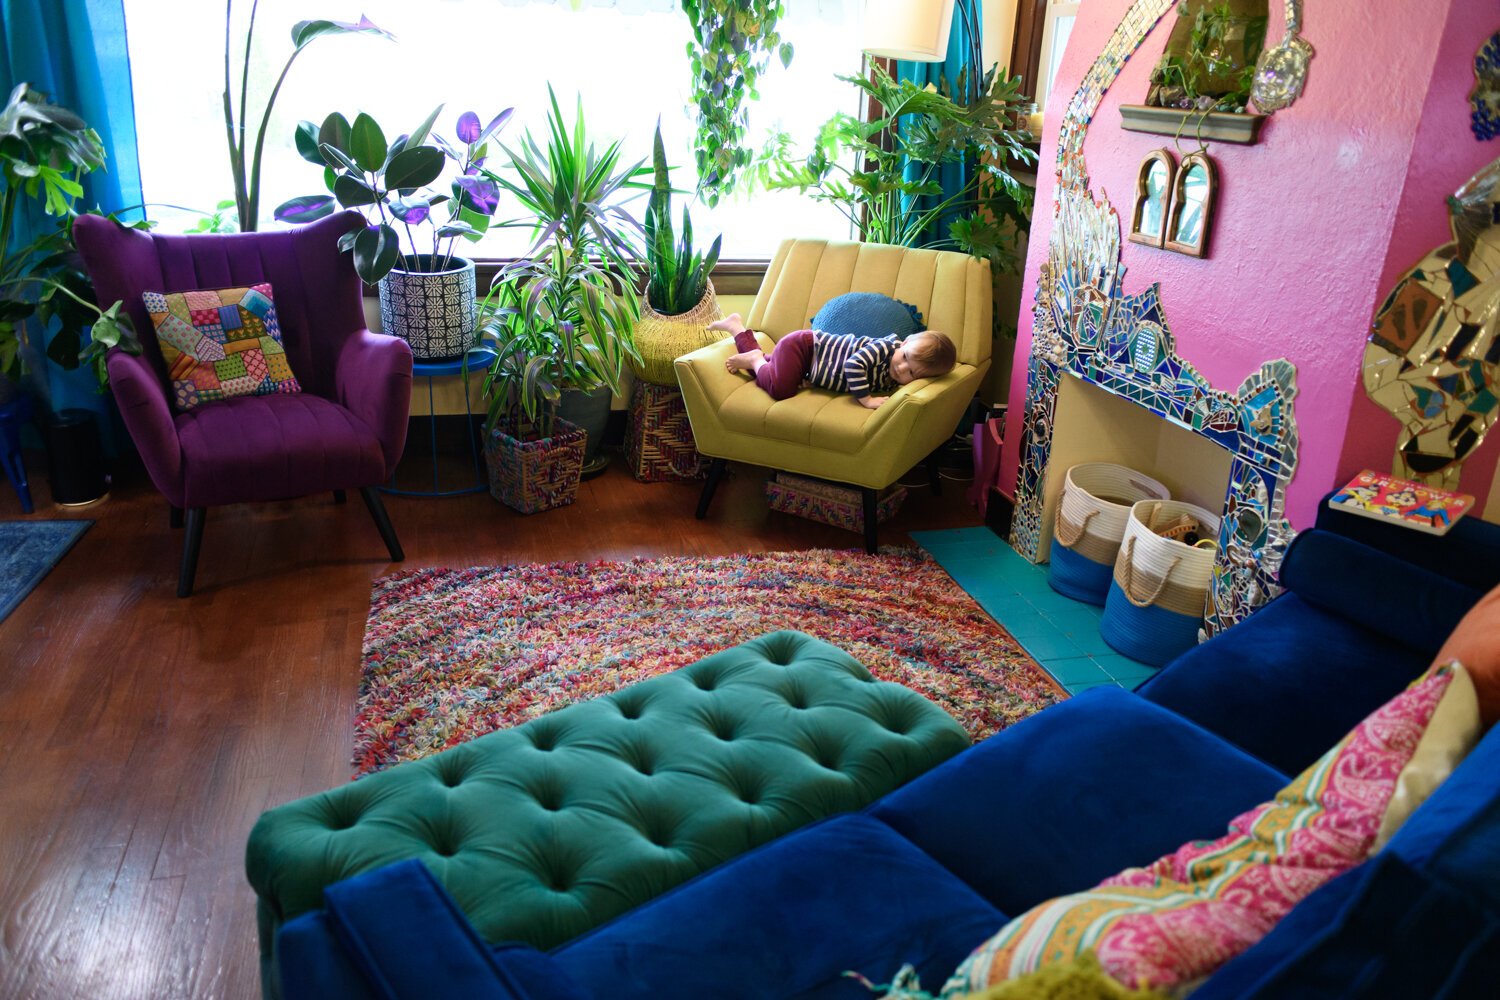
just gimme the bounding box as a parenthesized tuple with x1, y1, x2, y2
(676, 238, 992, 552)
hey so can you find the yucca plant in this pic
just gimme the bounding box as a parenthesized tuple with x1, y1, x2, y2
(481, 88, 645, 441)
(643, 122, 721, 316)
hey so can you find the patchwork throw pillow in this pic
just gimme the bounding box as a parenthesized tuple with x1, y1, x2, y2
(811, 293, 925, 340)
(942, 662, 1482, 996)
(144, 283, 300, 411)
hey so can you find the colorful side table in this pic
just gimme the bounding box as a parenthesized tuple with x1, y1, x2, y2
(383, 347, 495, 498)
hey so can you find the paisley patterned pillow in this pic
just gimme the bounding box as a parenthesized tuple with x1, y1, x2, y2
(943, 662, 1482, 996)
(144, 283, 300, 411)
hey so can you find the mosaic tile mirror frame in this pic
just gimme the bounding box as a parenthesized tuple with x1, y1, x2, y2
(1010, 0, 1302, 639)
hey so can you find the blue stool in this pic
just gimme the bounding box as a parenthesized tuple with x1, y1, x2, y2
(0, 393, 34, 513)
(384, 348, 495, 498)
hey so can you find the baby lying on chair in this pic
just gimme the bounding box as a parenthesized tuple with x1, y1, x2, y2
(710, 313, 957, 410)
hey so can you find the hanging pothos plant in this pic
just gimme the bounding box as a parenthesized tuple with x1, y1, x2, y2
(681, 0, 792, 206)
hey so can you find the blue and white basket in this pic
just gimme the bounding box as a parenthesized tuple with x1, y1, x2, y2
(1100, 499, 1220, 666)
(1049, 463, 1170, 605)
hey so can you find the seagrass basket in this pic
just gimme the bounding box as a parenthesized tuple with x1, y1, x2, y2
(630, 282, 722, 387)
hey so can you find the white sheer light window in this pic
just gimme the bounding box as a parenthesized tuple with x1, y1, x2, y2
(124, 0, 863, 259)
(1035, 0, 1078, 109)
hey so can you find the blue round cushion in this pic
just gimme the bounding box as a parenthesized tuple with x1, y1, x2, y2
(810, 293, 925, 339)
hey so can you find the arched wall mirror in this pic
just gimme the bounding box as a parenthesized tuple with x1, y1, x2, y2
(1165, 152, 1218, 257)
(1128, 149, 1176, 248)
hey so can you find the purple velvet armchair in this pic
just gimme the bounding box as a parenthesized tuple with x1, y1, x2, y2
(74, 211, 413, 597)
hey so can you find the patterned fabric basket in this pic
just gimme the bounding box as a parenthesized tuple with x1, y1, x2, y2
(630, 282, 721, 387)
(627, 381, 706, 482)
(483, 417, 587, 514)
(1100, 499, 1221, 666)
(1049, 462, 1170, 605)
(765, 473, 906, 534)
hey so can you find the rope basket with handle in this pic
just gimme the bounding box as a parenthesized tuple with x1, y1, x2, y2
(1054, 462, 1170, 562)
(1113, 500, 1220, 616)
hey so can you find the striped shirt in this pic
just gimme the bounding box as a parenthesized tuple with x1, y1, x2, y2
(809, 332, 899, 399)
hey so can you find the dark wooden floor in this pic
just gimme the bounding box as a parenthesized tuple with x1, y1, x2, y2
(0, 446, 982, 999)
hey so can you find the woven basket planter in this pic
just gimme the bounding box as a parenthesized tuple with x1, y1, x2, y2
(1049, 462, 1170, 605)
(378, 256, 476, 361)
(1100, 499, 1221, 666)
(483, 417, 587, 514)
(627, 380, 706, 482)
(630, 282, 722, 387)
(765, 473, 906, 534)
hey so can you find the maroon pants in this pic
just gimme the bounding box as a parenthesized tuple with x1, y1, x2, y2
(735, 328, 814, 400)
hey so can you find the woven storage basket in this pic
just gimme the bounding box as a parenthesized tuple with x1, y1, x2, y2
(1100, 499, 1221, 666)
(630, 282, 722, 387)
(627, 380, 706, 482)
(1049, 462, 1169, 605)
(765, 473, 906, 534)
(483, 417, 587, 514)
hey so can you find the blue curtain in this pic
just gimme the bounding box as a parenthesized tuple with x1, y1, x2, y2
(0, 0, 142, 444)
(895, 2, 978, 249)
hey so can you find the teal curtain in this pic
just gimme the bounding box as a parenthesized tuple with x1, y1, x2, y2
(895, 3, 978, 249)
(0, 0, 141, 441)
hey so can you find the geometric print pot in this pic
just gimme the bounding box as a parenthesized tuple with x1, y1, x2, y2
(377, 255, 476, 361)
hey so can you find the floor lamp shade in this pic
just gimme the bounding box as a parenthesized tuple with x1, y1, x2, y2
(862, 0, 954, 62)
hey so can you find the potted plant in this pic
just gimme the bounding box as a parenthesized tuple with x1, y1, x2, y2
(275, 105, 512, 360)
(759, 63, 1036, 275)
(0, 85, 139, 509)
(486, 88, 644, 479)
(631, 122, 723, 388)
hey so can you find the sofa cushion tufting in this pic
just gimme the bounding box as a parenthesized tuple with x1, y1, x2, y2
(248, 631, 970, 996)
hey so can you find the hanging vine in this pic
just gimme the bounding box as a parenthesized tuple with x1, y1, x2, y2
(681, 0, 792, 205)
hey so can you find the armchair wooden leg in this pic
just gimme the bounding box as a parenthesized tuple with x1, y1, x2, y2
(333, 489, 347, 504)
(696, 458, 728, 520)
(926, 451, 942, 496)
(359, 486, 405, 561)
(862, 488, 878, 555)
(169, 505, 183, 529)
(178, 508, 206, 598)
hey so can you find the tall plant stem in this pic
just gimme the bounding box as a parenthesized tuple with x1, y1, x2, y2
(223, 1, 249, 230)
(245, 49, 306, 233)
(238, 0, 260, 217)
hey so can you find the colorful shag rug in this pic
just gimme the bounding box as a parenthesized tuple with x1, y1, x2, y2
(355, 547, 1063, 776)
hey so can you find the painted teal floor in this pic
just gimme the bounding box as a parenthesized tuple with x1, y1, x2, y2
(911, 526, 1158, 695)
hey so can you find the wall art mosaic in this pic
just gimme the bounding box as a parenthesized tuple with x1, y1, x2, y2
(1364, 156, 1500, 490)
(1472, 29, 1500, 142)
(1011, 0, 1302, 638)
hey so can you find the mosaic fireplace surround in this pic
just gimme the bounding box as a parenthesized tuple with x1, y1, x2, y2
(1009, 0, 1301, 639)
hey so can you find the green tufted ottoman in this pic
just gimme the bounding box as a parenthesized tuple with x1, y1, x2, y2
(246, 631, 969, 996)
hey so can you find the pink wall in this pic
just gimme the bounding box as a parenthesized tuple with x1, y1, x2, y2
(1336, 1, 1500, 504)
(1000, 0, 1490, 528)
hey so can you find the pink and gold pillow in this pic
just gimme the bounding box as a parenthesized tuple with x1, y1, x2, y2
(143, 283, 300, 411)
(942, 662, 1482, 996)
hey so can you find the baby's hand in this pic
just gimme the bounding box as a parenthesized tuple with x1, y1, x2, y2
(859, 396, 889, 409)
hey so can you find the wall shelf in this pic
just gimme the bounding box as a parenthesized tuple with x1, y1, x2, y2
(1118, 105, 1265, 145)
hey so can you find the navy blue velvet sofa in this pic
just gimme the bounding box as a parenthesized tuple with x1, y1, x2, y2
(273, 506, 1500, 999)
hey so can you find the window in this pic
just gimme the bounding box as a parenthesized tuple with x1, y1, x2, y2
(123, 0, 865, 259)
(1036, 2, 1078, 109)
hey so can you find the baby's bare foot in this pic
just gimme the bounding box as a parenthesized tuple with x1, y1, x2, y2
(708, 313, 745, 334)
(724, 349, 765, 375)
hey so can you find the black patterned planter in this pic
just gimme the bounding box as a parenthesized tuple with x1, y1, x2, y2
(377, 255, 476, 361)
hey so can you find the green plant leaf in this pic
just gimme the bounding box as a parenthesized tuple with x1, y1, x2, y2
(291, 16, 393, 50)
(333, 173, 379, 208)
(318, 112, 352, 155)
(352, 224, 399, 284)
(384, 146, 444, 191)
(349, 112, 387, 172)
(407, 104, 444, 148)
(294, 120, 325, 164)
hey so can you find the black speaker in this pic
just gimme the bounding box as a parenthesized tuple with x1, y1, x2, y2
(45, 408, 108, 505)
